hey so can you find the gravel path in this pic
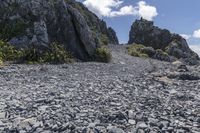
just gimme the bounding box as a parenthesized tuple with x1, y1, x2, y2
(0, 45, 200, 133)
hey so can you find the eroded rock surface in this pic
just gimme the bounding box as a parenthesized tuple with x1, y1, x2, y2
(128, 18, 199, 65)
(0, 0, 119, 61)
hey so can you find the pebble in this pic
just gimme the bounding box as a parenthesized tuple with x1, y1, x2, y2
(128, 119, 136, 125)
(137, 122, 148, 129)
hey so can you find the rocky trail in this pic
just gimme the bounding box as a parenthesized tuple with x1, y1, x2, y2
(0, 45, 200, 133)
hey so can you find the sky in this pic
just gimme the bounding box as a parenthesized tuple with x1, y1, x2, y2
(78, 0, 200, 55)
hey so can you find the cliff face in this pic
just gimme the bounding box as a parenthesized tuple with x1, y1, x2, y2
(68, 0, 119, 45)
(0, 0, 118, 61)
(128, 18, 199, 64)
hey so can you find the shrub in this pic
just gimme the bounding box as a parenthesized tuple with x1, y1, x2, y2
(21, 42, 73, 64)
(0, 56, 3, 65)
(156, 49, 169, 56)
(0, 40, 22, 62)
(153, 49, 171, 62)
(95, 46, 111, 63)
(127, 44, 149, 58)
(42, 43, 73, 64)
(0, 41, 73, 64)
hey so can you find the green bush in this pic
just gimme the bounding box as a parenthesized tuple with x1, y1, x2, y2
(0, 40, 22, 62)
(95, 46, 111, 63)
(156, 49, 169, 56)
(0, 41, 73, 64)
(0, 56, 3, 65)
(127, 44, 149, 58)
(21, 42, 73, 64)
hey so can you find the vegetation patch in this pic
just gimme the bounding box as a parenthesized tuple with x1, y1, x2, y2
(0, 40, 22, 62)
(19, 42, 73, 64)
(127, 44, 149, 58)
(100, 34, 109, 45)
(154, 49, 170, 61)
(0, 41, 73, 64)
(95, 46, 111, 63)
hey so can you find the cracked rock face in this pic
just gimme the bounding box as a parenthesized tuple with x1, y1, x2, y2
(0, 0, 118, 60)
(128, 18, 199, 65)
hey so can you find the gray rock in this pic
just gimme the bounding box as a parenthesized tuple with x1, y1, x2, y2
(128, 18, 199, 64)
(178, 73, 200, 80)
(0, 0, 118, 61)
(128, 119, 136, 125)
(177, 64, 189, 72)
(0, 112, 5, 119)
(107, 126, 125, 133)
(136, 122, 148, 129)
(107, 27, 119, 45)
(82, 127, 100, 133)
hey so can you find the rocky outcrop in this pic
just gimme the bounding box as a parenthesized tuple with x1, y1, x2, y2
(128, 18, 199, 65)
(107, 27, 119, 45)
(69, 1, 119, 45)
(0, 0, 118, 61)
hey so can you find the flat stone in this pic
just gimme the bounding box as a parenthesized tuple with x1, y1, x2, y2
(137, 122, 148, 129)
(107, 126, 125, 133)
(0, 120, 5, 127)
(128, 119, 136, 125)
(0, 112, 5, 119)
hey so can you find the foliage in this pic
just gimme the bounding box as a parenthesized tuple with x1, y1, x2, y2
(127, 44, 149, 58)
(95, 46, 111, 63)
(0, 40, 22, 62)
(156, 49, 169, 56)
(154, 49, 170, 61)
(0, 57, 3, 65)
(21, 42, 73, 64)
(0, 41, 73, 64)
(100, 34, 109, 45)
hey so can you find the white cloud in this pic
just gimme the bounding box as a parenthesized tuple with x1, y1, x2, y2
(137, 1, 158, 21)
(180, 34, 191, 40)
(189, 45, 200, 56)
(193, 29, 200, 38)
(83, 0, 158, 21)
(83, 0, 123, 17)
(110, 6, 137, 17)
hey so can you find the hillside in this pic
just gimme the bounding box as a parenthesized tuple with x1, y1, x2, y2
(0, 45, 200, 132)
(0, 0, 200, 133)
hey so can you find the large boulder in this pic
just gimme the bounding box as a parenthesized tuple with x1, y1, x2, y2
(128, 18, 199, 65)
(0, 0, 118, 61)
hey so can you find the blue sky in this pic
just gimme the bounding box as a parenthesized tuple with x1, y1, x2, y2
(79, 0, 200, 54)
